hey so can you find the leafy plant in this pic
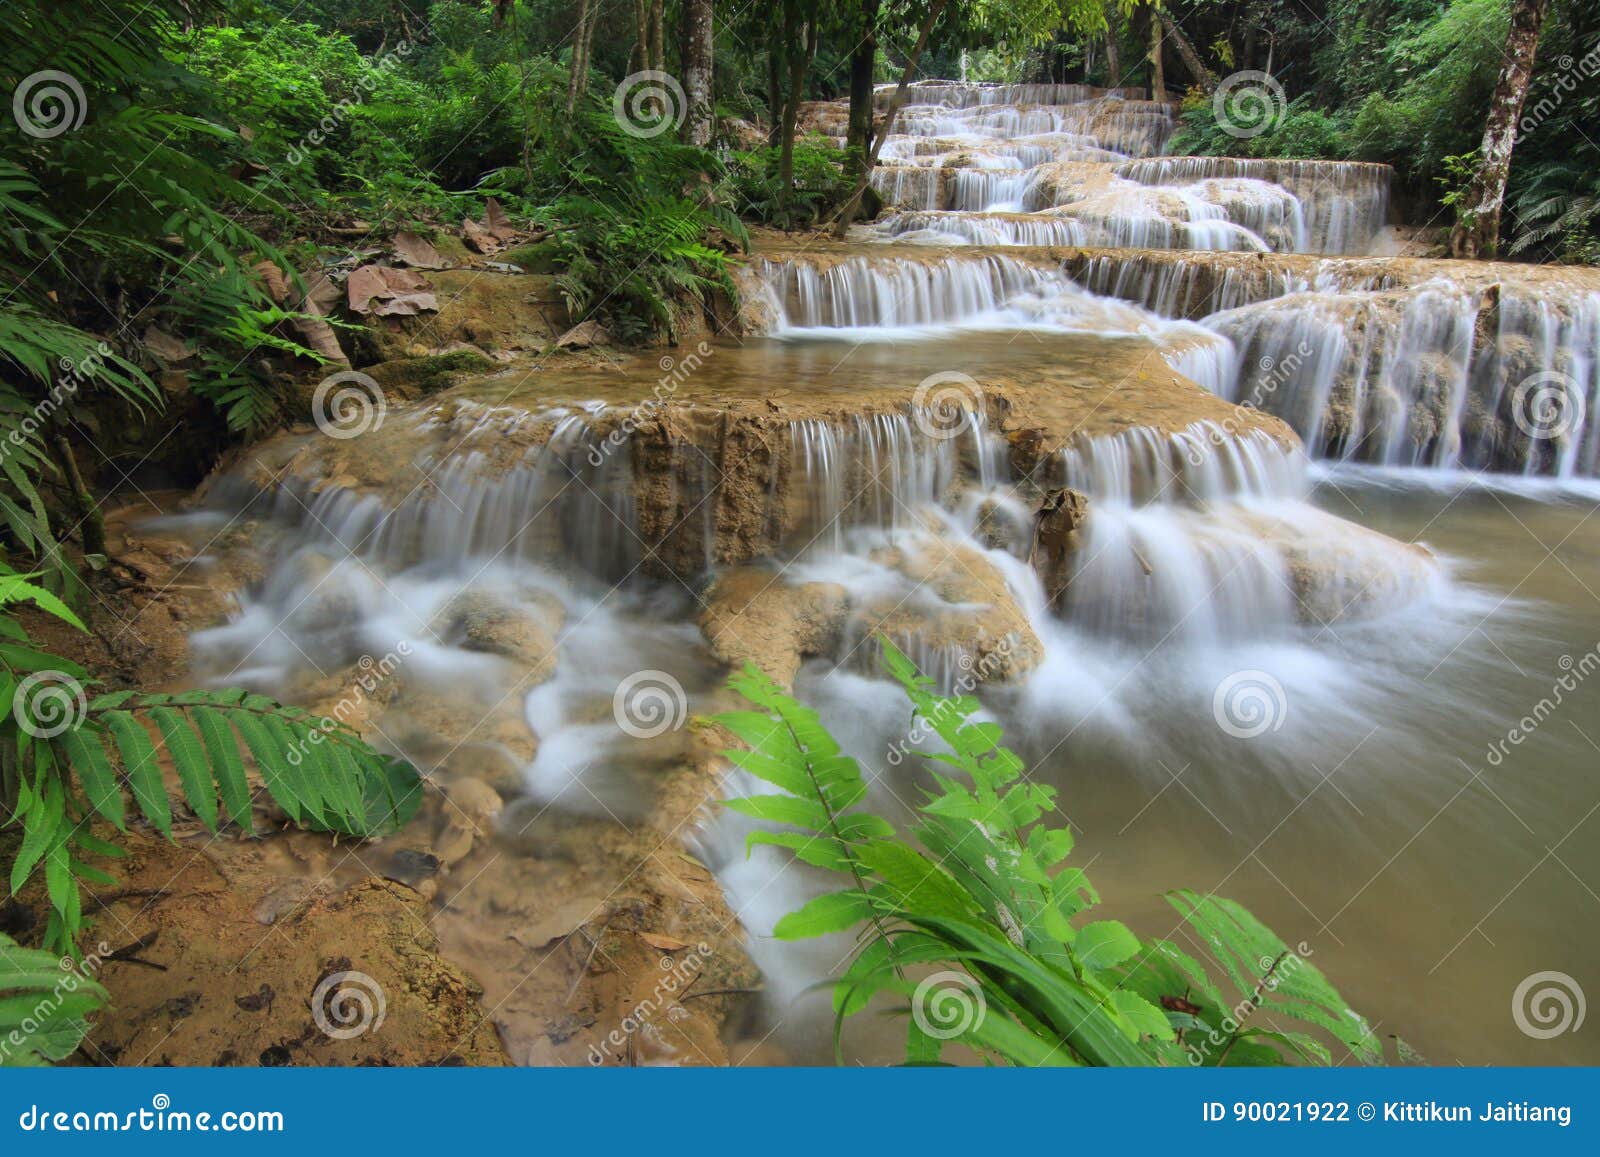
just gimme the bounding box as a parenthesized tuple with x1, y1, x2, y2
(718, 639, 1384, 1066)
(0, 932, 106, 1065)
(1, 565, 421, 955)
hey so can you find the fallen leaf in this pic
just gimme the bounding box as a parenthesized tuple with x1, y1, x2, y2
(508, 896, 610, 950)
(484, 197, 517, 242)
(638, 932, 688, 952)
(393, 230, 450, 270)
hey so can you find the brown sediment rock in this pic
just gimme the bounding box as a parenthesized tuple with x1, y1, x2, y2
(360, 268, 569, 360)
(431, 588, 564, 687)
(1029, 487, 1090, 609)
(854, 536, 1043, 683)
(698, 567, 849, 687)
(75, 844, 506, 1067)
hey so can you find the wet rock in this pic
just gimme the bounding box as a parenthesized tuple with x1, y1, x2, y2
(556, 320, 610, 349)
(1029, 487, 1090, 609)
(698, 567, 848, 686)
(384, 847, 442, 889)
(858, 536, 1044, 684)
(432, 589, 563, 686)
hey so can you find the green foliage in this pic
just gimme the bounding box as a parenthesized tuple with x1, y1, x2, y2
(725, 140, 850, 229)
(0, 933, 107, 1065)
(719, 639, 1384, 1066)
(1, 565, 421, 955)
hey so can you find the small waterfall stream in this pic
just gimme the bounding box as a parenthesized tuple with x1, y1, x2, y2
(165, 80, 1600, 1065)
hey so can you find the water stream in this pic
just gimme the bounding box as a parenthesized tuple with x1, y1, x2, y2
(173, 81, 1599, 1064)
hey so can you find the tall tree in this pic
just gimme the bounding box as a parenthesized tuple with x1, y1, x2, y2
(1449, 0, 1552, 259)
(844, 0, 882, 188)
(1146, 5, 1165, 100)
(682, 0, 716, 146)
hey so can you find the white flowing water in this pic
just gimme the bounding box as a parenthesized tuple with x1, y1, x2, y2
(169, 80, 1600, 1066)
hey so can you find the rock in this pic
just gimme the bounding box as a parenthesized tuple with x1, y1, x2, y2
(857, 536, 1044, 684)
(444, 777, 504, 826)
(698, 567, 849, 687)
(555, 320, 610, 349)
(1029, 487, 1090, 609)
(432, 589, 562, 686)
(143, 325, 194, 365)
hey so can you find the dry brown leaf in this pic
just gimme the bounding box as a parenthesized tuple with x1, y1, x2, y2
(347, 264, 438, 316)
(637, 932, 689, 952)
(393, 230, 450, 270)
(461, 216, 500, 255)
(484, 197, 517, 242)
(508, 896, 610, 950)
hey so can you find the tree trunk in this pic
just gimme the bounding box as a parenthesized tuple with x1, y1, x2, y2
(844, 0, 880, 184)
(565, 0, 591, 114)
(1147, 9, 1166, 102)
(49, 431, 105, 559)
(832, 0, 950, 235)
(1160, 13, 1217, 92)
(778, 0, 820, 219)
(1104, 16, 1120, 88)
(1449, 0, 1550, 259)
(681, 0, 715, 147)
(632, 0, 649, 74)
(648, 0, 665, 70)
(767, 29, 786, 148)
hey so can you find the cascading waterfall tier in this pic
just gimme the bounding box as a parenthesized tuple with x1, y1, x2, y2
(797, 82, 1394, 256)
(1042, 421, 1441, 642)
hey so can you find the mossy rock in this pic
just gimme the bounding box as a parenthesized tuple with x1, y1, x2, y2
(364, 350, 494, 394)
